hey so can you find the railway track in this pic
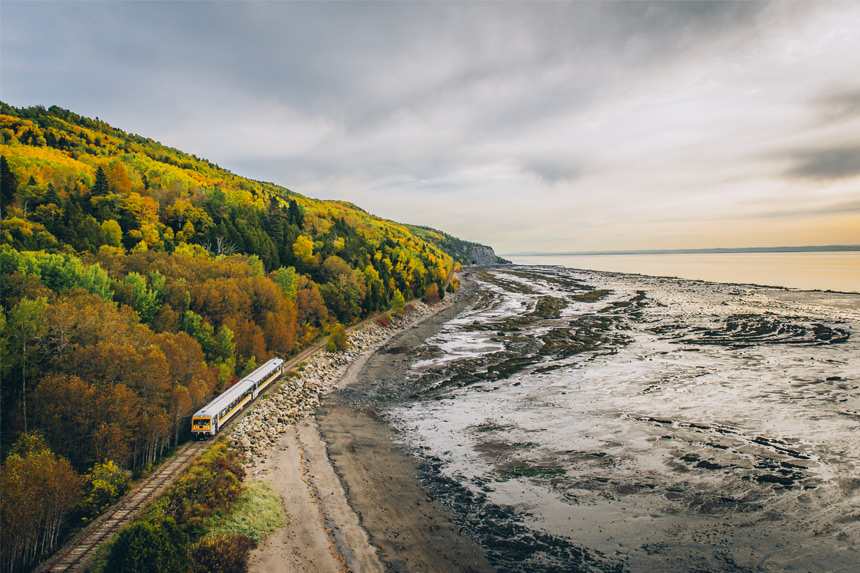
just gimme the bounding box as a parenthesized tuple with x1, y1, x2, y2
(37, 278, 459, 572)
(37, 337, 354, 572)
(39, 441, 207, 572)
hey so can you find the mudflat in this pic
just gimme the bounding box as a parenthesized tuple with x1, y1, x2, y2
(250, 275, 494, 572)
(317, 276, 493, 572)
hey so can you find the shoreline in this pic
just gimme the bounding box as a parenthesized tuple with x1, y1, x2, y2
(246, 272, 494, 572)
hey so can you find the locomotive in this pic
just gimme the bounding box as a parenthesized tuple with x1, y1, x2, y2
(191, 358, 284, 438)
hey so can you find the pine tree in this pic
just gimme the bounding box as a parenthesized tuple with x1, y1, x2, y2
(288, 198, 303, 228)
(0, 155, 18, 215)
(92, 166, 109, 196)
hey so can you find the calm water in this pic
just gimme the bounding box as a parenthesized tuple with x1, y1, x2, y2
(507, 252, 860, 293)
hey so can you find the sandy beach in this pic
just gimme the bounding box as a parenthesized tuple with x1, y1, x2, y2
(248, 274, 493, 572)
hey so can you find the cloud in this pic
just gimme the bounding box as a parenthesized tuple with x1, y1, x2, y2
(522, 159, 581, 186)
(784, 146, 860, 181)
(814, 88, 860, 123)
(2, 1, 859, 252)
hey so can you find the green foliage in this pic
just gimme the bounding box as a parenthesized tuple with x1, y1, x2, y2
(3, 297, 47, 366)
(271, 266, 298, 301)
(104, 517, 191, 573)
(75, 460, 131, 522)
(326, 323, 348, 352)
(390, 289, 406, 313)
(100, 219, 123, 247)
(240, 355, 257, 377)
(182, 310, 217, 358)
(3, 296, 48, 432)
(0, 155, 17, 216)
(203, 480, 284, 541)
(92, 166, 109, 196)
(96, 441, 247, 573)
(124, 272, 160, 323)
(214, 324, 236, 368)
(0, 248, 113, 300)
(163, 442, 245, 529)
(0, 102, 495, 524)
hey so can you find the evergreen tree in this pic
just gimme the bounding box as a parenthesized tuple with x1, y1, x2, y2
(0, 155, 18, 215)
(44, 183, 60, 206)
(92, 166, 109, 196)
(288, 198, 303, 228)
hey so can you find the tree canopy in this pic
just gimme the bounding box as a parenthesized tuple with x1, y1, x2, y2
(0, 101, 485, 571)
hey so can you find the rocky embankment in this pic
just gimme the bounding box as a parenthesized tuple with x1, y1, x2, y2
(229, 296, 461, 467)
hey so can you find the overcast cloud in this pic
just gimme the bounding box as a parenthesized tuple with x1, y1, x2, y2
(2, 1, 859, 253)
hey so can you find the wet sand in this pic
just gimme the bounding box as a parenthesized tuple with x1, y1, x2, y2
(250, 275, 494, 572)
(384, 266, 860, 571)
(249, 265, 860, 571)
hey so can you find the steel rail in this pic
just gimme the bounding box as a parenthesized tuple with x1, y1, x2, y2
(37, 273, 461, 572)
(39, 440, 206, 572)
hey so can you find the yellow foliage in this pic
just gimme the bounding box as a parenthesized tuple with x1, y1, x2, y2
(293, 235, 314, 260)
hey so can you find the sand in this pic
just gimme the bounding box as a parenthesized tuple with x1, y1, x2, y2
(249, 274, 494, 572)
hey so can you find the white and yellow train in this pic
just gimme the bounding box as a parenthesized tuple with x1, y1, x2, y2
(191, 358, 284, 438)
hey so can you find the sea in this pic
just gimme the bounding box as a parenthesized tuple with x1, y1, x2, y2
(506, 251, 860, 294)
(382, 263, 860, 571)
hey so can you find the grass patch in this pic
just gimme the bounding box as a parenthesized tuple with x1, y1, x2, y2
(477, 270, 537, 294)
(510, 442, 538, 449)
(204, 481, 285, 541)
(531, 296, 567, 319)
(498, 462, 567, 481)
(473, 421, 514, 433)
(571, 289, 610, 303)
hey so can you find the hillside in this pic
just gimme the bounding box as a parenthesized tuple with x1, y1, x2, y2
(0, 102, 498, 570)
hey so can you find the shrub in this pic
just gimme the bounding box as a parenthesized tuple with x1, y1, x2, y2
(191, 533, 257, 573)
(74, 460, 131, 523)
(104, 517, 190, 573)
(376, 313, 391, 327)
(423, 283, 441, 304)
(390, 289, 405, 313)
(165, 442, 245, 528)
(326, 323, 348, 352)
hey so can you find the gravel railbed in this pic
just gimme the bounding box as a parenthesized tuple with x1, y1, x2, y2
(230, 293, 463, 467)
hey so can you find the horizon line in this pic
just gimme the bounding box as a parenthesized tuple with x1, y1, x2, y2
(503, 245, 860, 257)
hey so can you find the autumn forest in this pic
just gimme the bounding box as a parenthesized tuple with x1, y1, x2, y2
(0, 102, 489, 571)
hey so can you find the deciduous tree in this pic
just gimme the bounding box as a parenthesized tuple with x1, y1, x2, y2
(0, 434, 82, 572)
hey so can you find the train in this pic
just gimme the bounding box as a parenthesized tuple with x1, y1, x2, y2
(191, 358, 285, 438)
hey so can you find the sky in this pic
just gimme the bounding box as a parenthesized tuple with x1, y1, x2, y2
(2, 1, 859, 254)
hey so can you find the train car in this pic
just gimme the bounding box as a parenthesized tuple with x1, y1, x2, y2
(191, 358, 284, 438)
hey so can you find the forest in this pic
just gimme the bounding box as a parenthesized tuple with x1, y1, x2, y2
(0, 102, 492, 571)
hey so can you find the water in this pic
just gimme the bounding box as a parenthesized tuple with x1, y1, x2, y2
(507, 252, 860, 293)
(385, 266, 860, 571)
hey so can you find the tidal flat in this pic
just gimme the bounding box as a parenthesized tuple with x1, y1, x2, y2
(375, 267, 859, 571)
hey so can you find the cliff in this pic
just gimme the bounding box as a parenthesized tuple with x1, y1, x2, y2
(469, 245, 499, 266)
